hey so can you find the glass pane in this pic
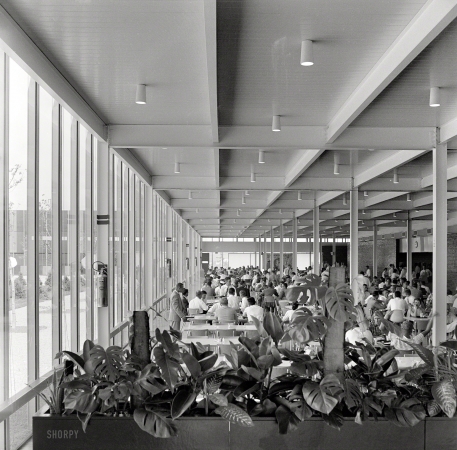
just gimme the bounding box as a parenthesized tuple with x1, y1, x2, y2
(135, 176, 140, 309)
(79, 124, 90, 348)
(92, 138, 98, 341)
(113, 156, 121, 326)
(140, 183, 145, 308)
(122, 163, 129, 318)
(8, 58, 30, 395)
(61, 108, 76, 351)
(38, 86, 54, 376)
(8, 401, 33, 450)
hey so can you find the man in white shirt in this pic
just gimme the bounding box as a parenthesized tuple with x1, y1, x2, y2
(239, 289, 249, 312)
(219, 278, 230, 297)
(227, 287, 240, 310)
(188, 291, 208, 314)
(404, 288, 415, 305)
(386, 291, 408, 313)
(243, 297, 264, 323)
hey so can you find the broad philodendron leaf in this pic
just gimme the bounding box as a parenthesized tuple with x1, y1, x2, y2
(209, 394, 228, 406)
(233, 380, 261, 398)
(275, 405, 300, 434)
(84, 345, 125, 382)
(152, 346, 182, 392)
(181, 351, 202, 379)
(171, 386, 197, 419)
(288, 311, 330, 343)
(198, 353, 218, 372)
(302, 381, 338, 415)
(155, 329, 180, 359)
(321, 409, 344, 430)
(82, 340, 95, 363)
(135, 363, 167, 396)
(250, 398, 277, 417)
(64, 388, 100, 414)
(55, 350, 85, 371)
(251, 316, 268, 339)
(384, 398, 426, 427)
(404, 365, 430, 382)
(263, 312, 284, 345)
(256, 355, 275, 371)
(440, 340, 457, 351)
(215, 404, 254, 427)
(432, 380, 456, 418)
(134, 408, 178, 438)
(205, 373, 225, 394)
(404, 341, 436, 367)
(290, 360, 322, 377)
(324, 283, 356, 323)
(427, 399, 442, 417)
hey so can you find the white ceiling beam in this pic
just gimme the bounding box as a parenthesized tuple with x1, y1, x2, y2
(284, 149, 325, 186)
(290, 177, 352, 190)
(113, 148, 152, 186)
(362, 191, 407, 208)
(213, 148, 220, 217)
(110, 125, 436, 150)
(360, 178, 423, 191)
(152, 176, 217, 190)
(354, 150, 428, 187)
(440, 116, 457, 143)
(326, 0, 457, 143)
(421, 151, 457, 187)
(203, 0, 218, 143)
(171, 199, 220, 208)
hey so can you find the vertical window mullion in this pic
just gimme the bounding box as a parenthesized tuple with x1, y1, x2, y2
(86, 132, 92, 341)
(52, 104, 61, 357)
(129, 171, 134, 310)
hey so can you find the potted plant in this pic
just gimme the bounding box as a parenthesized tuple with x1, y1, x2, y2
(33, 286, 457, 450)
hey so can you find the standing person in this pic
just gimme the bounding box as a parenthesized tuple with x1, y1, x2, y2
(365, 265, 371, 280)
(168, 283, 186, 330)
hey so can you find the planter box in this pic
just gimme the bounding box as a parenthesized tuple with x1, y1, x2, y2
(34, 414, 456, 450)
(33, 415, 230, 450)
(232, 417, 424, 450)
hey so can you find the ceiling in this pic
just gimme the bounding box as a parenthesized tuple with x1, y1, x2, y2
(3, 0, 457, 238)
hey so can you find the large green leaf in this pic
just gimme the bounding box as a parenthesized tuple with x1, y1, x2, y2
(234, 380, 261, 398)
(288, 311, 330, 343)
(250, 398, 277, 417)
(55, 350, 85, 371)
(134, 363, 167, 395)
(321, 409, 344, 430)
(215, 404, 254, 427)
(205, 372, 225, 394)
(324, 283, 356, 323)
(134, 408, 178, 438)
(198, 353, 218, 372)
(263, 312, 284, 345)
(171, 386, 196, 419)
(209, 394, 228, 406)
(384, 398, 426, 427)
(64, 388, 99, 414)
(275, 405, 300, 434)
(152, 346, 182, 392)
(290, 360, 322, 377)
(404, 341, 436, 367)
(427, 399, 441, 417)
(82, 340, 95, 363)
(84, 345, 125, 382)
(181, 351, 202, 379)
(302, 381, 338, 415)
(343, 379, 363, 410)
(431, 380, 456, 418)
(155, 329, 180, 359)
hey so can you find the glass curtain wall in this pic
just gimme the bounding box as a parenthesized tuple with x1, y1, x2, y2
(1, 53, 100, 450)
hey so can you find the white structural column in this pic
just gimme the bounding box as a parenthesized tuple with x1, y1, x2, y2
(432, 141, 447, 346)
(263, 233, 267, 271)
(350, 186, 359, 286)
(313, 201, 319, 274)
(332, 231, 336, 266)
(280, 219, 284, 274)
(254, 237, 257, 268)
(270, 226, 274, 271)
(97, 141, 110, 348)
(292, 212, 298, 271)
(372, 220, 378, 278)
(406, 212, 413, 283)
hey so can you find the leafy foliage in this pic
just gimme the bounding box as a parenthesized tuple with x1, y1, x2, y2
(215, 404, 254, 427)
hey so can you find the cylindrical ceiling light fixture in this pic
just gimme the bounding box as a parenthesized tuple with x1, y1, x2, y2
(174, 162, 181, 174)
(188, 190, 192, 200)
(364, 190, 368, 197)
(393, 212, 397, 218)
(343, 193, 347, 206)
(196, 208, 199, 213)
(430, 87, 440, 107)
(362, 209, 366, 215)
(300, 40, 314, 66)
(333, 152, 340, 175)
(393, 168, 399, 184)
(245, 190, 250, 196)
(407, 193, 411, 201)
(298, 191, 302, 201)
(242, 194, 246, 205)
(250, 164, 256, 182)
(258, 149, 265, 164)
(272, 115, 281, 132)
(279, 209, 282, 214)
(135, 84, 147, 104)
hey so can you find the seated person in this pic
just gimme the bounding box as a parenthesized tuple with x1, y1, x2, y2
(385, 291, 407, 323)
(407, 298, 426, 318)
(446, 305, 457, 338)
(188, 290, 208, 314)
(382, 316, 433, 351)
(346, 304, 373, 345)
(239, 289, 249, 312)
(263, 282, 278, 307)
(282, 301, 299, 323)
(243, 297, 264, 323)
(214, 297, 238, 323)
(227, 287, 241, 310)
(364, 290, 386, 319)
(404, 288, 415, 306)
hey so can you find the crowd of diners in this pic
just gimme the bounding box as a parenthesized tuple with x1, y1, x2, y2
(168, 262, 457, 350)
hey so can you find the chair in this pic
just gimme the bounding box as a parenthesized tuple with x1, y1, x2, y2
(188, 329, 209, 337)
(191, 319, 211, 325)
(414, 319, 428, 333)
(188, 308, 200, 315)
(217, 329, 236, 337)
